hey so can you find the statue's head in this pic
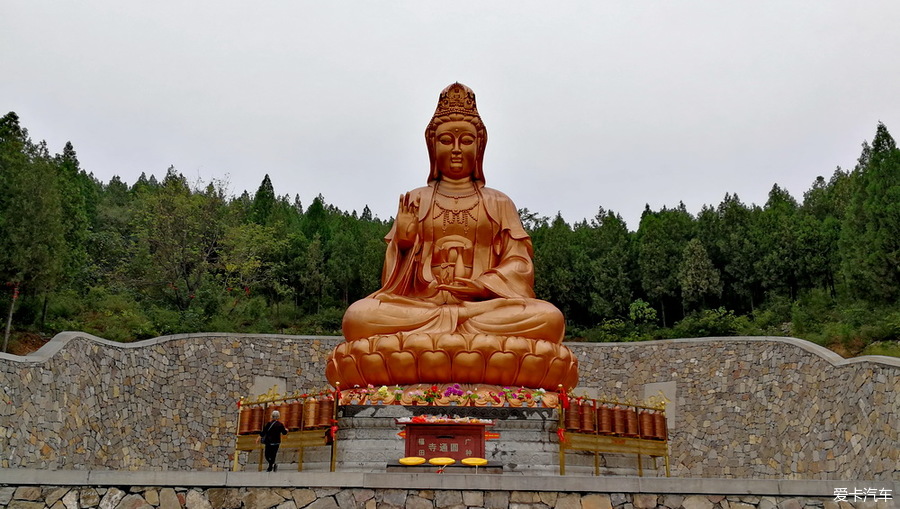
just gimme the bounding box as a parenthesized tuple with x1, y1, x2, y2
(425, 82, 488, 184)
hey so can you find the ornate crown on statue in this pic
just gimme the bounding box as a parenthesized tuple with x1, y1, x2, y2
(433, 82, 480, 118)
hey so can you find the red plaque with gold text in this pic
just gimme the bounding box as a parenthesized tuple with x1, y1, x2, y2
(401, 422, 491, 460)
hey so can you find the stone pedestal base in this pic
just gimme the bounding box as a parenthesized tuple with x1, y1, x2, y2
(336, 405, 565, 474)
(338, 405, 665, 475)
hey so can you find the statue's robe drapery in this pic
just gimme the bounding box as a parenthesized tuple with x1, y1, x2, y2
(341, 183, 564, 343)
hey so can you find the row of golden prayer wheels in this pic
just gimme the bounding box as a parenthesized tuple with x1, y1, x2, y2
(237, 395, 336, 435)
(563, 399, 668, 441)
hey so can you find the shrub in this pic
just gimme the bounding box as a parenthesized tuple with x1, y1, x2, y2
(76, 289, 156, 342)
(298, 307, 344, 335)
(582, 319, 629, 343)
(672, 307, 747, 338)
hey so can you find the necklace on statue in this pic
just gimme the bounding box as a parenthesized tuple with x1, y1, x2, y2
(433, 184, 479, 234)
(435, 188, 478, 201)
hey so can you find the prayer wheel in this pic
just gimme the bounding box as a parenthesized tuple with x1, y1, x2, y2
(238, 406, 252, 435)
(625, 407, 639, 437)
(565, 401, 582, 431)
(639, 409, 655, 439)
(612, 405, 626, 435)
(250, 405, 265, 433)
(303, 396, 319, 429)
(277, 403, 290, 425)
(287, 400, 303, 430)
(317, 395, 335, 427)
(580, 399, 595, 433)
(654, 411, 668, 441)
(597, 403, 613, 435)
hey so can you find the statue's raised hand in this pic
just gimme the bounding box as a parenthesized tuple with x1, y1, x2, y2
(395, 192, 420, 249)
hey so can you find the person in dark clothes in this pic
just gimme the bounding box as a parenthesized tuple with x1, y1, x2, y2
(257, 410, 288, 472)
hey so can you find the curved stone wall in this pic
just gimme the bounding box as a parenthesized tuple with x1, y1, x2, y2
(0, 332, 896, 479)
(0, 333, 337, 472)
(575, 339, 898, 480)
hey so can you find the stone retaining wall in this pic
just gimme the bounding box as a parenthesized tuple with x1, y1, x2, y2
(2, 470, 896, 509)
(0, 332, 897, 479)
(1, 485, 883, 509)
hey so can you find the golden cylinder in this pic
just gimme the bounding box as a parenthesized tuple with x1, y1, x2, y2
(597, 404, 613, 435)
(580, 400, 595, 433)
(639, 409, 654, 439)
(287, 400, 303, 430)
(612, 405, 626, 435)
(255, 405, 269, 433)
(317, 396, 335, 427)
(276, 403, 290, 424)
(625, 407, 639, 437)
(565, 401, 582, 431)
(654, 411, 668, 441)
(303, 397, 319, 429)
(238, 407, 252, 435)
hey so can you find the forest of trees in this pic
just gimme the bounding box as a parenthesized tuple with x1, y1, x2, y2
(2, 111, 899, 358)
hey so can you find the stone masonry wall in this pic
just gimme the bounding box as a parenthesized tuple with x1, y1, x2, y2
(2, 483, 890, 509)
(0, 333, 336, 472)
(0, 332, 896, 479)
(574, 339, 899, 480)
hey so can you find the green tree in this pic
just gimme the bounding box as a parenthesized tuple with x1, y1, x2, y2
(796, 170, 851, 296)
(840, 122, 900, 302)
(250, 174, 276, 225)
(300, 234, 330, 314)
(532, 213, 576, 317)
(302, 194, 331, 243)
(54, 141, 93, 289)
(753, 185, 800, 299)
(518, 207, 549, 231)
(128, 169, 228, 311)
(220, 222, 284, 295)
(0, 113, 66, 348)
(327, 219, 361, 305)
(0, 114, 65, 288)
(704, 194, 760, 313)
(580, 208, 635, 321)
(637, 203, 694, 326)
(678, 238, 722, 312)
(86, 175, 134, 289)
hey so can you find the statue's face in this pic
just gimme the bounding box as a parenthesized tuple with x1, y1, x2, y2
(434, 121, 478, 180)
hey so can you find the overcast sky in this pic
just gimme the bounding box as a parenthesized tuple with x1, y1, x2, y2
(3, 2, 899, 230)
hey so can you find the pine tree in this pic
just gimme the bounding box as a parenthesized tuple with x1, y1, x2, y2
(840, 122, 900, 302)
(637, 203, 694, 326)
(55, 141, 91, 288)
(250, 174, 276, 225)
(679, 238, 722, 311)
(754, 184, 800, 299)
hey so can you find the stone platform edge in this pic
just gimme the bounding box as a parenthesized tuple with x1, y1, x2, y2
(1, 469, 896, 497)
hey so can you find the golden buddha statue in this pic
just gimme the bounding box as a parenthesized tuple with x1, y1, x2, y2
(326, 83, 578, 391)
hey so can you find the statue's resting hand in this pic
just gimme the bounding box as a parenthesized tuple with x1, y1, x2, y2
(436, 277, 491, 300)
(395, 192, 420, 250)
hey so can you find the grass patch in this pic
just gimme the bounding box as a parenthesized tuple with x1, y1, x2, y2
(860, 341, 900, 358)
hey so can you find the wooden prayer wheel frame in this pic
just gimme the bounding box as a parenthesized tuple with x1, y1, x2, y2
(556, 386, 670, 477)
(232, 384, 341, 472)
